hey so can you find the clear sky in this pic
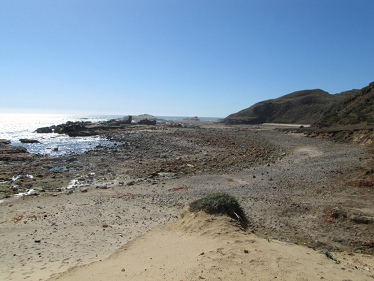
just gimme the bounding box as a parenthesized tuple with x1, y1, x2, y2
(1, 0, 373, 117)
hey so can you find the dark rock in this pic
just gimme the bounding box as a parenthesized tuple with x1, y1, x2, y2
(0, 144, 29, 161)
(0, 145, 27, 154)
(19, 139, 40, 144)
(61, 123, 92, 137)
(35, 127, 53, 133)
(104, 116, 132, 126)
(0, 139, 11, 145)
(47, 121, 93, 137)
(35, 116, 134, 137)
(96, 185, 109, 189)
(138, 118, 156, 125)
(184, 116, 200, 121)
(351, 216, 373, 225)
(67, 157, 78, 162)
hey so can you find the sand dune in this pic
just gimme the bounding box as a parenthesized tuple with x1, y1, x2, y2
(49, 209, 374, 281)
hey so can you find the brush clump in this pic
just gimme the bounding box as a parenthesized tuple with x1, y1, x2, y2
(189, 192, 248, 228)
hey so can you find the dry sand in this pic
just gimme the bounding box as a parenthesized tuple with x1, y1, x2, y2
(49, 209, 374, 281)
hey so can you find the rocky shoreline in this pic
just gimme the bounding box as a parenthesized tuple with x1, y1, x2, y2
(0, 120, 285, 199)
(0, 121, 373, 280)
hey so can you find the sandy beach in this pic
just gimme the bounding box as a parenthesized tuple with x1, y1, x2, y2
(1, 123, 373, 280)
(49, 209, 374, 281)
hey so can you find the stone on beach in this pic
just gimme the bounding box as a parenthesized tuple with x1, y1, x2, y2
(19, 138, 40, 144)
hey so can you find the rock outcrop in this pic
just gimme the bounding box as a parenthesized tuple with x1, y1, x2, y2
(19, 139, 40, 144)
(35, 127, 53, 133)
(184, 116, 200, 122)
(0, 140, 30, 161)
(35, 115, 160, 137)
(0, 139, 11, 145)
(138, 119, 156, 125)
(53, 122, 94, 137)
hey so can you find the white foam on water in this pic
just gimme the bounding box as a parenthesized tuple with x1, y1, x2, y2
(66, 179, 78, 190)
(14, 189, 35, 198)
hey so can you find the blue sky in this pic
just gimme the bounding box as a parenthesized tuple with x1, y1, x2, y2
(1, 0, 373, 117)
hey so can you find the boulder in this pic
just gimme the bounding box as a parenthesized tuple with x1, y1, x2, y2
(53, 122, 93, 137)
(114, 116, 132, 125)
(184, 116, 200, 121)
(0, 139, 11, 145)
(35, 127, 53, 133)
(132, 114, 156, 123)
(0, 145, 27, 154)
(0, 144, 30, 161)
(138, 119, 156, 125)
(19, 139, 40, 144)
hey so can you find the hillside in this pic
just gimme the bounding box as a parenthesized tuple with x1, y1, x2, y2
(316, 82, 374, 128)
(223, 89, 358, 125)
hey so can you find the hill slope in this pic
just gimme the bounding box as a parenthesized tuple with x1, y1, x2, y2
(316, 82, 374, 128)
(224, 89, 357, 124)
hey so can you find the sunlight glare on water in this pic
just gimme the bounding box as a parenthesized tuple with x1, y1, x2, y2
(0, 113, 122, 155)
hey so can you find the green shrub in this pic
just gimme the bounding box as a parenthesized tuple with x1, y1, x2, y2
(189, 192, 248, 228)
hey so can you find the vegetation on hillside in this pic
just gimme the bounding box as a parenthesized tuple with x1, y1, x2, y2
(315, 82, 374, 128)
(224, 89, 357, 125)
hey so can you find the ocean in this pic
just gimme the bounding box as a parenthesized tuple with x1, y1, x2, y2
(0, 113, 124, 156)
(0, 113, 222, 156)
